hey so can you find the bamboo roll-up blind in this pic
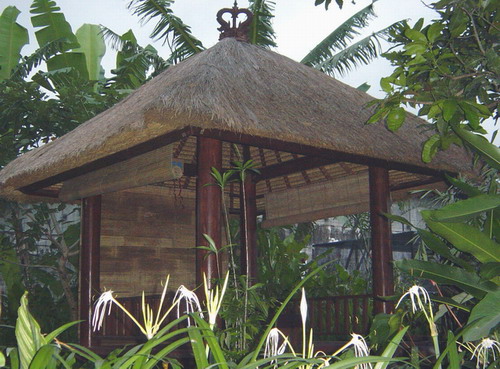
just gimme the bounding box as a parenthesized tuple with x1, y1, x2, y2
(59, 144, 183, 201)
(262, 172, 370, 228)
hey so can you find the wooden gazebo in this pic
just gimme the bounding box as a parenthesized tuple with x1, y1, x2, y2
(0, 9, 474, 349)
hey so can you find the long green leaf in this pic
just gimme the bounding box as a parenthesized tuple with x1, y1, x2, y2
(422, 211, 500, 263)
(432, 324, 474, 369)
(445, 331, 460, 369)
(417, 228, 474, 271)
(444, 175, 482, 197)
(127, 0, 204, 63)
(30, 0, 89, 81)
(11, 38, 68, 79)
(15, 292, 45, 369)
(248, 0, 276, 47)
(301, 2, 377, 66)
(463, 289, 500, 341)
(142, 337, 190, 369)
(30, 0, 78, 49)
(187, 325, 209, 369)
(0, 6, 29, 81)
(191, 314, 228, 369)
(452, 125, 500, 170)
(74, 24, 106, 81)
(432, 295, 471, 313)
(323, 356, 397, 369)
(395, 259, 497, 298)
(44, 320, 81, 343)
(374, 327, 409, 369)
(7, 348, 20, 369)
(429, 194, 500, 222)
(311, 21, 404, 77)
(28, 345, 59, 369)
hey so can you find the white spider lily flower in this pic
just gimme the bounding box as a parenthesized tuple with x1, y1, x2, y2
(471, 338, 500, 369)
(92, 277, 179, 340)
(92, 290, 115, 331)
(174, 285, 203, 326)
(332, 333, 372, 369)
(396, 285, 432, 314)
(264, 328, 292, 359)
(396, 285, 436, 336)
(204, 271, 229, 330)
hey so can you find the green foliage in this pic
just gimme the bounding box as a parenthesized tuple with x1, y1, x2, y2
(13, 292, 79, 369)
(30, 0, 78, 49)
(368, 0, 499, 164)
(126, 0, 204, 63)
(0, 7, 29, 81)
(314, 0, 345, 10)
(248, 0, 276, 48)
(392, 175, 500, 344)
(302, 3, 404, 77)
(74, 24, 106, 81)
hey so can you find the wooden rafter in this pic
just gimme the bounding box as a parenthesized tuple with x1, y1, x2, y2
(292, 153, 311, 184)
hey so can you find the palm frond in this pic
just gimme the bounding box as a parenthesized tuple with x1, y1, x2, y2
(127, 0, 204, 63)
(11, 38, 70, 79)
(315, 21, 405, 77)
(111, 45, 169, 89)
(301, 2, 377, 66)
(248, 0, 276, 48)
(99, 26, 134, 51)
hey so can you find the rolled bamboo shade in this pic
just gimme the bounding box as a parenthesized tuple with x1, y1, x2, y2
(59, 144, 183, 201)
(262, 172, 369, 228)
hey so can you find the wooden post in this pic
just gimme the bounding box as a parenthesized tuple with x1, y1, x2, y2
(196, 137, 222, 289)
(369, 166, 394, 314)
(79, 195, 101, 347)
(240, 146, 258, 285)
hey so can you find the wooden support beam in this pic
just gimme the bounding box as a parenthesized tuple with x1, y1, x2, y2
(255, 156, 338, 182)
(195, 129, 450, 177)
(369, 166, 394, 315)
(389, 176, 443, 191)
(240, 146, 258, 285)
(79, 195, 102, 347)
(196, 137, 222, 289)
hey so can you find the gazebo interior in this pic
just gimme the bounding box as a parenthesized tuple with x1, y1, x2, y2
(0, 7, 475, 352)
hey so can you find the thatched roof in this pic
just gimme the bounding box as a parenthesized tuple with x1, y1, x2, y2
(0, 37, 474, 202)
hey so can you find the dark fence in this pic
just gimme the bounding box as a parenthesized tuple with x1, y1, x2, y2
(94, 293, 373, 345)
(279, 294, 373, 344)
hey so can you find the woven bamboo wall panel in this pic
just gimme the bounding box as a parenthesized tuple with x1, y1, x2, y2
(263, 171, 370, 228)
(100, 186, 196, 297)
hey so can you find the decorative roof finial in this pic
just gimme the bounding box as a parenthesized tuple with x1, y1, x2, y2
(217, 3, 253, 42)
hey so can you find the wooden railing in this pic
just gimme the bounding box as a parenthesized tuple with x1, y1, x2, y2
(279, 294, 373, 343)
(94, 294, 373, 345)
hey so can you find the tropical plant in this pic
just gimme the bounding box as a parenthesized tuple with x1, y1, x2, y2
(124, 0, 403, 77)
(0, 201, 80, 345)
(367, 0, 499, 166)
(3, 264, 405, 369)
(360, 2, 500, 365)
(0, 0, 165, 345)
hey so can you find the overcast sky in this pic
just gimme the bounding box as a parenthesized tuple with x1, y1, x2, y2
(2, 0, 497, 140)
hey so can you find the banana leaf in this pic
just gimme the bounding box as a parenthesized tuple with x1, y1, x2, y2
(394, 259, 498, 298)
(0, 6, 29, 80)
